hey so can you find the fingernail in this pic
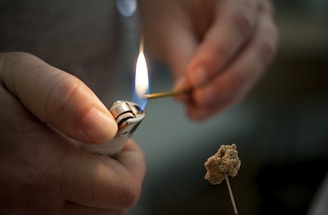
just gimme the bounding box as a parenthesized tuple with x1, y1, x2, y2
(80, 108, 117, 143)
(173, 78, 186, 90)
(173, 78, 191, 101)
(174, 77, 192, 91)
(192, 68, 208, 87)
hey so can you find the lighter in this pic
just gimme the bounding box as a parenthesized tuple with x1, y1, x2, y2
(83, 100, 145, 156)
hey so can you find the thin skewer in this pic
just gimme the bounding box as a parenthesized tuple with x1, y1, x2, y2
(224, 174, 238, 215)
(143, 89, 191, 99)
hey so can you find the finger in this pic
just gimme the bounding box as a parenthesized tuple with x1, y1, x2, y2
(187, 4, 278, 120)
(115, 139, 147, 184)
(61, 139, 146, 209)
(161, 23, 198, 104)
(186, 0, 260, 88)
(140, 1, 197, 84)
(0, 52, 117, 144)
(0, 86, 144, 211)
(63, 202, 125, 215)
(167, 25, 197, 87)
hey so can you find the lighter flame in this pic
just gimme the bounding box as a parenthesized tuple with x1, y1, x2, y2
(135, 46, 149, 99)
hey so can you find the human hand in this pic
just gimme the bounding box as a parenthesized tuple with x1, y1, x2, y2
(140, 0, 278, 120)
(0, 52, 146, 215)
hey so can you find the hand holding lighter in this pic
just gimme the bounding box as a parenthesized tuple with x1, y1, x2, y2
(83, 100, 145, 156)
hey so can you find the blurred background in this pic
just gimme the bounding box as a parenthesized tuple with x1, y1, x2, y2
(124, 0, 328, 214)
(1, 0, 327, 214)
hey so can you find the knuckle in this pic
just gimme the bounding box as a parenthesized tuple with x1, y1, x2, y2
(261, 0, 275, 16)
(43, 72, 82, 122)
(233, 11, 253, 38)
(231, 0, 259, 39)
(212, 46, 230, 70)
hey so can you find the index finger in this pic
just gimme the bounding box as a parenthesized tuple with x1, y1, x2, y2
(0, 52, 117, 143)
(186, 0, 260, 88)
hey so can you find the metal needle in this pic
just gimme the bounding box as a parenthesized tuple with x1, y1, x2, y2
(224, 174, 238, 215)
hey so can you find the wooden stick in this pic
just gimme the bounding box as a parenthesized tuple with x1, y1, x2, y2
(143, 89, 191, 99)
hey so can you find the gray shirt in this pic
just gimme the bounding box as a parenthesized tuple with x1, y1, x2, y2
(0, 0, 139, 104)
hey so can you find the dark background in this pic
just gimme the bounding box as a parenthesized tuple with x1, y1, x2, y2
(0, 0, 327, 214)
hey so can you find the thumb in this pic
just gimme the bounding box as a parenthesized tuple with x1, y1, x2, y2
(0, 52, 117, 144)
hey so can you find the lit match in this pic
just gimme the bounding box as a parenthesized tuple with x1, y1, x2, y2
(143, 89, 191, 99)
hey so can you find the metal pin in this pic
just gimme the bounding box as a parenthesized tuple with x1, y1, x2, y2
(224, 174, 238, 215)
(143, 89, 191, 99)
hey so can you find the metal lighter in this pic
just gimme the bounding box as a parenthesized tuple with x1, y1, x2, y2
(83, 100, 145, 156)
